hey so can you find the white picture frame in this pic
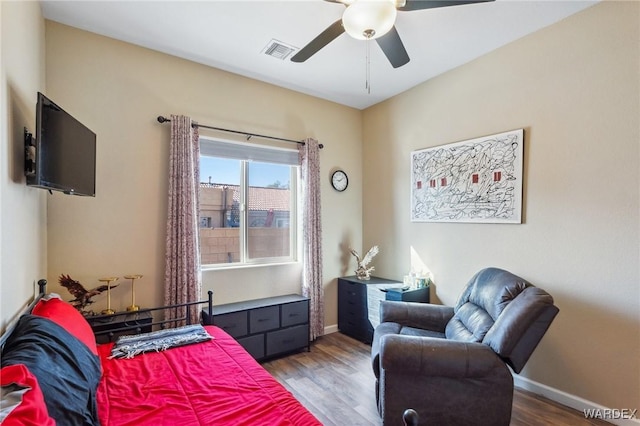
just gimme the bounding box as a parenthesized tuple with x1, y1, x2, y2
(411, 129, 524, 223)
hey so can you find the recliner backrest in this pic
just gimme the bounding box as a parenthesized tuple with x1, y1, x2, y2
(445, 267, 559, 373)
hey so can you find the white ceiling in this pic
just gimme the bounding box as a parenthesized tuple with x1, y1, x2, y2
(40, 0, 598, 110)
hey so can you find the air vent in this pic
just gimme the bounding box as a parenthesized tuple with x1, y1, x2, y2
(262, 39, 297, 61)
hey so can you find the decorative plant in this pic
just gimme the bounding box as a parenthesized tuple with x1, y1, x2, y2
(350, 245, 379, 280)
(59, 274, 118, 315)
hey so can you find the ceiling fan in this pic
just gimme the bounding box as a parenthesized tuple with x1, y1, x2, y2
(291, 0, 495, 68)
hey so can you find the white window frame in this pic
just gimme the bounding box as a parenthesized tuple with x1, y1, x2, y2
(199, 137, 299, 269)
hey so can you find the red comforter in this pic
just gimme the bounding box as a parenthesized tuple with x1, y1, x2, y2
(96, 326, 320, 426)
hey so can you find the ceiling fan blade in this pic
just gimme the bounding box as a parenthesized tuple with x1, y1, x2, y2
(376, 26, 410, 68)
(399, 0, 495, 12)
(291, 19, 345, 63)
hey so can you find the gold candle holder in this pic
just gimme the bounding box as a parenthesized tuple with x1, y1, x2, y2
(124, 274, 143, 312)
(99, 277, 119, 315)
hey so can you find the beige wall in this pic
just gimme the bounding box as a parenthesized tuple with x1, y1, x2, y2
(44, 22, 363, 328)
(363, 1, 639, 411)
(0, 1, 47, 331)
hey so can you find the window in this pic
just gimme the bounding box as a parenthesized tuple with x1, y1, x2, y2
(199, 138, 298, 267)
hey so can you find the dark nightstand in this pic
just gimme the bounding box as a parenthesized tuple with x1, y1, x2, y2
(338, 276, 432, 344)
(85, 311, 153, 344)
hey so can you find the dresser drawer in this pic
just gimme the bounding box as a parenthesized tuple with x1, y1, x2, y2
(339, 309, 365, 338)
(266, 325, 309, 357)
(249, 305, 279, 333)
(340, 309, 362, 329)
(281, 300, 309, 327)
(213, 311, 248, 338)
(339, 297, 363, 317)
(237, 334, 264, 360)
(338, 280, 366, 302)
(338, 320, 363, 338)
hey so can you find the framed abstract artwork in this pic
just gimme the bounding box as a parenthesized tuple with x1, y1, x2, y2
(411, 129, 524, 223)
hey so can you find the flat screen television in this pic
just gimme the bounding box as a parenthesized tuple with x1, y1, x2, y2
(26, 92, 96, 196)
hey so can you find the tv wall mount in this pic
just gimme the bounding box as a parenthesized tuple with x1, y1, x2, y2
(24, 127, 36, 177)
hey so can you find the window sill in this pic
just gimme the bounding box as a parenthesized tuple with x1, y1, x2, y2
(200, 261, 300, 273)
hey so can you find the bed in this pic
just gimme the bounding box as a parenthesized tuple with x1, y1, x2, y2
(0, 281, 321, 425)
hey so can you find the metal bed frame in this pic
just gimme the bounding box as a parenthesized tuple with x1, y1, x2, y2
(1, 279, 213, 348)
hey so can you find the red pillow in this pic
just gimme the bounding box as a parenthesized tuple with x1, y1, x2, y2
(0, 364, 55, 426)
(32, 297, 98, 355)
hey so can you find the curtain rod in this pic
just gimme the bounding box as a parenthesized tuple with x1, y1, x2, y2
(156, 116, 323, 149)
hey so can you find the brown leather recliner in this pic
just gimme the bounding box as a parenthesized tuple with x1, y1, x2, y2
(371, 267, 559, 426)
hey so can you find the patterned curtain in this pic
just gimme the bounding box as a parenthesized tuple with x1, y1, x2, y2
(164, 115, 201, 326)
(299, 138, 324, 340)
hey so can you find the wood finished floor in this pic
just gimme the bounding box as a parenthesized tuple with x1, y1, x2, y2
(262, 332, 611, 426)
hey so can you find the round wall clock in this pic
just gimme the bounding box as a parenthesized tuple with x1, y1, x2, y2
(331, 170, 348, 192)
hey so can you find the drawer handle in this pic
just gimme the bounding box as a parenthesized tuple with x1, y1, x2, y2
(288, 313, 299, 317)
(347, 301, 355, 305)
(282, 338, 294, 344)
(257, 318, 269, 322)
(222, 325, 235, 329)
(348, 291, 356, 296)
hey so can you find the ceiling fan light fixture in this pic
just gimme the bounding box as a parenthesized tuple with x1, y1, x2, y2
(342, 0, 397, 41)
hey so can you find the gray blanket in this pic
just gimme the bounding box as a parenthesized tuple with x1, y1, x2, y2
(110, 324, 212, 359)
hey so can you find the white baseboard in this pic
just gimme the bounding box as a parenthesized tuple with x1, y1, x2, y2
(323, 324, 338, 335)
(513, 375, 640, 426)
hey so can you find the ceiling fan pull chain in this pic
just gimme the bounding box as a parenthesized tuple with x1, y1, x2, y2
(365, 38, 371, 95)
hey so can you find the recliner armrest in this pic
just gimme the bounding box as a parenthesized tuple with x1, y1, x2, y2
(380, 334, 506, 378)
(380, 301, 454, 333)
